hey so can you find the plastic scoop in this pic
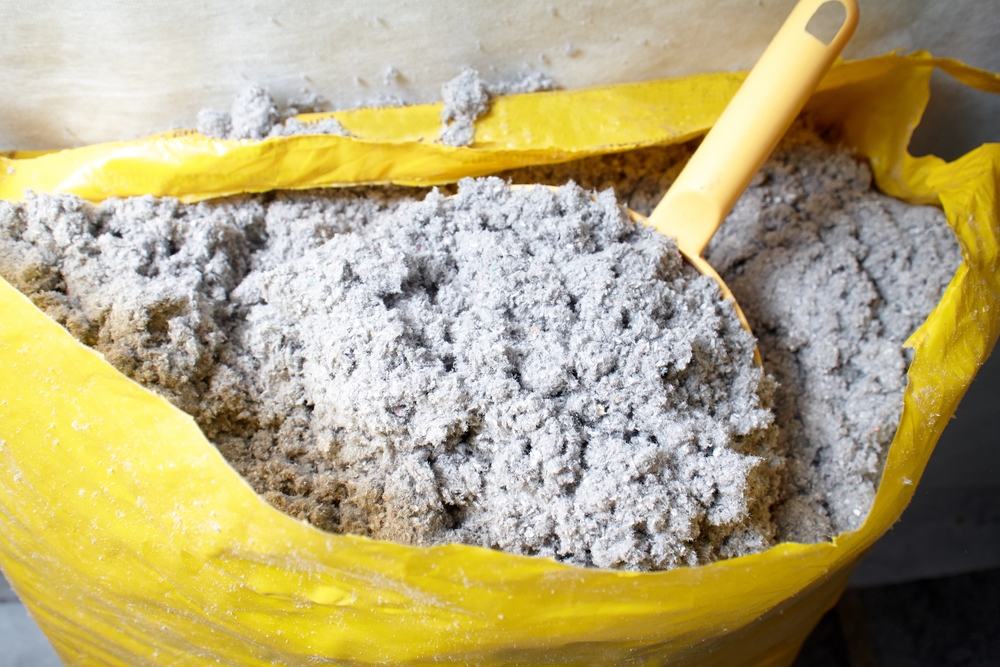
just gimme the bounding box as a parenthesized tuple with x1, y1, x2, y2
(644, 0, 859, 337)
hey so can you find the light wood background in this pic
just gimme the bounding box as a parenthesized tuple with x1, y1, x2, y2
(1, 0, 997, 157)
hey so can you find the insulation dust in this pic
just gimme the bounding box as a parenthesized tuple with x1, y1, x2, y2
(501, 124, 962, 540)
(0, 180, 777, 571)
(197, 85, 350, 140)
(197, 68, 556, 147)
(439, 68, 557, 146)
(439, 69, 491, 146)
(0, 126, 961, 565)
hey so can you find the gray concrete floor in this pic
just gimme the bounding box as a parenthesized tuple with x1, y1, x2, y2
(0, 575, 61, 667)
(794, 568, 1000, 667)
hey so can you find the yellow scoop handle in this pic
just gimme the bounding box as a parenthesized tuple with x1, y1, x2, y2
(648, 0, 859, 257)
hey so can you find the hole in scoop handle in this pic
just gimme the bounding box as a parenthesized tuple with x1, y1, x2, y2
(648, 0, 859, 258)
(806, 1, 850, 45)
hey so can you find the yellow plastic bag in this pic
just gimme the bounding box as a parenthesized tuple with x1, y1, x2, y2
(1, 52, 998, 666)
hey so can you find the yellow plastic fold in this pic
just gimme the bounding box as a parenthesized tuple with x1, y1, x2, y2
(1, 52, 998, 666)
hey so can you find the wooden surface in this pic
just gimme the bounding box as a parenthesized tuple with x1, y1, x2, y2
(0, 0, 997, 151)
